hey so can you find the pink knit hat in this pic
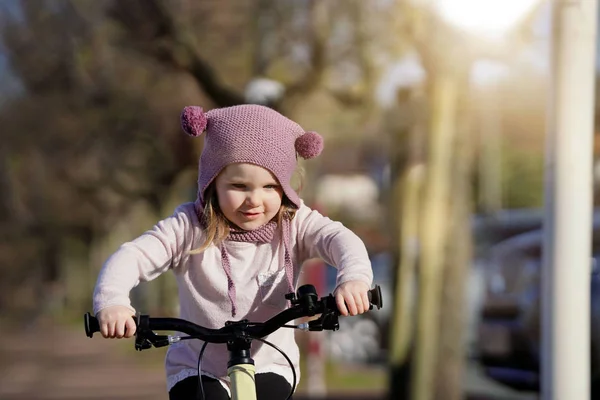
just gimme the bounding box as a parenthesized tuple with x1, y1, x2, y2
(180, 104, 324, 209)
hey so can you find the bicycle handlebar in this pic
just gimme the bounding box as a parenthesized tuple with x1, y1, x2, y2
(84, 284, 382, 346)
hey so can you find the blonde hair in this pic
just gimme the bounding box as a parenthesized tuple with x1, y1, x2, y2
(189, 166, 304, 254)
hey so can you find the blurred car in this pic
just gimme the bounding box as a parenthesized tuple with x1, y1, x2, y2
(476, 214, 600, 392)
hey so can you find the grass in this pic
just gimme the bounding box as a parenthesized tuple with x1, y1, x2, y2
(297, 357, 387, 394)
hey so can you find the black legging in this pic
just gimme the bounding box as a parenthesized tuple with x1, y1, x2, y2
(169, 372, 293, 400)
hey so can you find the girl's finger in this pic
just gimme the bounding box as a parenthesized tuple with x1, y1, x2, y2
(124, 317, 137, 338)
(336, 292, 349, 316)
(107, 320, 116, 338)
(353, 292, 365, 314)
(115, 319, 126, 338)
(362, 291, 371, 312)
(345, 293, 358, 316)
(100, 322, 109, 338)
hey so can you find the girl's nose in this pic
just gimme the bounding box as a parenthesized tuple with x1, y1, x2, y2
(245, 191, 261, 207)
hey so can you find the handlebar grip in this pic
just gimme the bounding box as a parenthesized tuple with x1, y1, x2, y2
(84, 312, 100, 338)
(368, 285, 383, 310)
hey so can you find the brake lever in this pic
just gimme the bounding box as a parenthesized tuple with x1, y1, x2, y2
(305, 293, 340, 331)
(135, 333, 153, 351)
(308, 312, 339, 331)
(135, 329, 171, 351)
(134, 314, 171, 351)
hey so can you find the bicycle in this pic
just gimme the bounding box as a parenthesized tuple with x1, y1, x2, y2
(84, 283, 383, 400)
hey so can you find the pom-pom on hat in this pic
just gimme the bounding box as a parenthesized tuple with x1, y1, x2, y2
(181, 104, 324, 209)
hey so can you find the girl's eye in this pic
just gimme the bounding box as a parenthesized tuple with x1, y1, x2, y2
(231, 184, 246, 189)
(264, 184, 279, 189)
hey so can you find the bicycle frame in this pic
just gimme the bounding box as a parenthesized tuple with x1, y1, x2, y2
(229, 364, 257, 400)
(226, 330, 258, 400)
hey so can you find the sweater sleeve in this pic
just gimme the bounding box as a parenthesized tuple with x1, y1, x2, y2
(92, 203, 197, 315)
(295, 202, 373, 288)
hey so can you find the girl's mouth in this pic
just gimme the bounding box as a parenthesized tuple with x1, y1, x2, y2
(240, 211, 262, 220)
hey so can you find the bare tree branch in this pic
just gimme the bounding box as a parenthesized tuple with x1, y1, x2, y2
(284, 0, 328, 99)
(108, 0, 246, 107)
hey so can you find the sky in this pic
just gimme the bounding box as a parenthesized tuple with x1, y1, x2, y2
(0, 0, 24, 104)
(0, 52, 22, 106)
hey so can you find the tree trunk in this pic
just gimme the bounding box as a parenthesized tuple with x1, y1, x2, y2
(434, 85, 474, 399)
(389, 163, 425, 398)
(411, 70, 459, 400)
(388, 86, 427, 399)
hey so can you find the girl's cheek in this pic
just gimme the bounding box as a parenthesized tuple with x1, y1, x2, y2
(218, 191, 235, 208)
(228, 191, 246, 206)
(268, 194, 283, 209)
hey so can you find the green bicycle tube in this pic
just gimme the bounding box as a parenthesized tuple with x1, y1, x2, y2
(228, 363, 257, 400)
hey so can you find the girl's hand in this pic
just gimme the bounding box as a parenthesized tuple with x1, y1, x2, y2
(334, 280, 371, 316)
(96, 305, 137, 339)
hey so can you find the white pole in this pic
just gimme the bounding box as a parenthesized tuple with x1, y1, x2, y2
(542, 1, 597, 399)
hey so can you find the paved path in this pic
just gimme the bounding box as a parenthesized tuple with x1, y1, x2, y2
(0, 321, 166, 400)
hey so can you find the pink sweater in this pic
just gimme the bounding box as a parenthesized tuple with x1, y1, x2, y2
(93, 201, 373, 393)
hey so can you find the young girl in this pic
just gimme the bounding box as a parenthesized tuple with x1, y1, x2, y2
(93, 104, 374, 400)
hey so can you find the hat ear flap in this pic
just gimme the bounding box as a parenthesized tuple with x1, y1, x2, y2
(295, 131, 324, 159)
(181, 106, 208, 137)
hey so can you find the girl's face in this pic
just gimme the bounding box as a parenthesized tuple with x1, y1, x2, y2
(215, 163, 283, 231)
